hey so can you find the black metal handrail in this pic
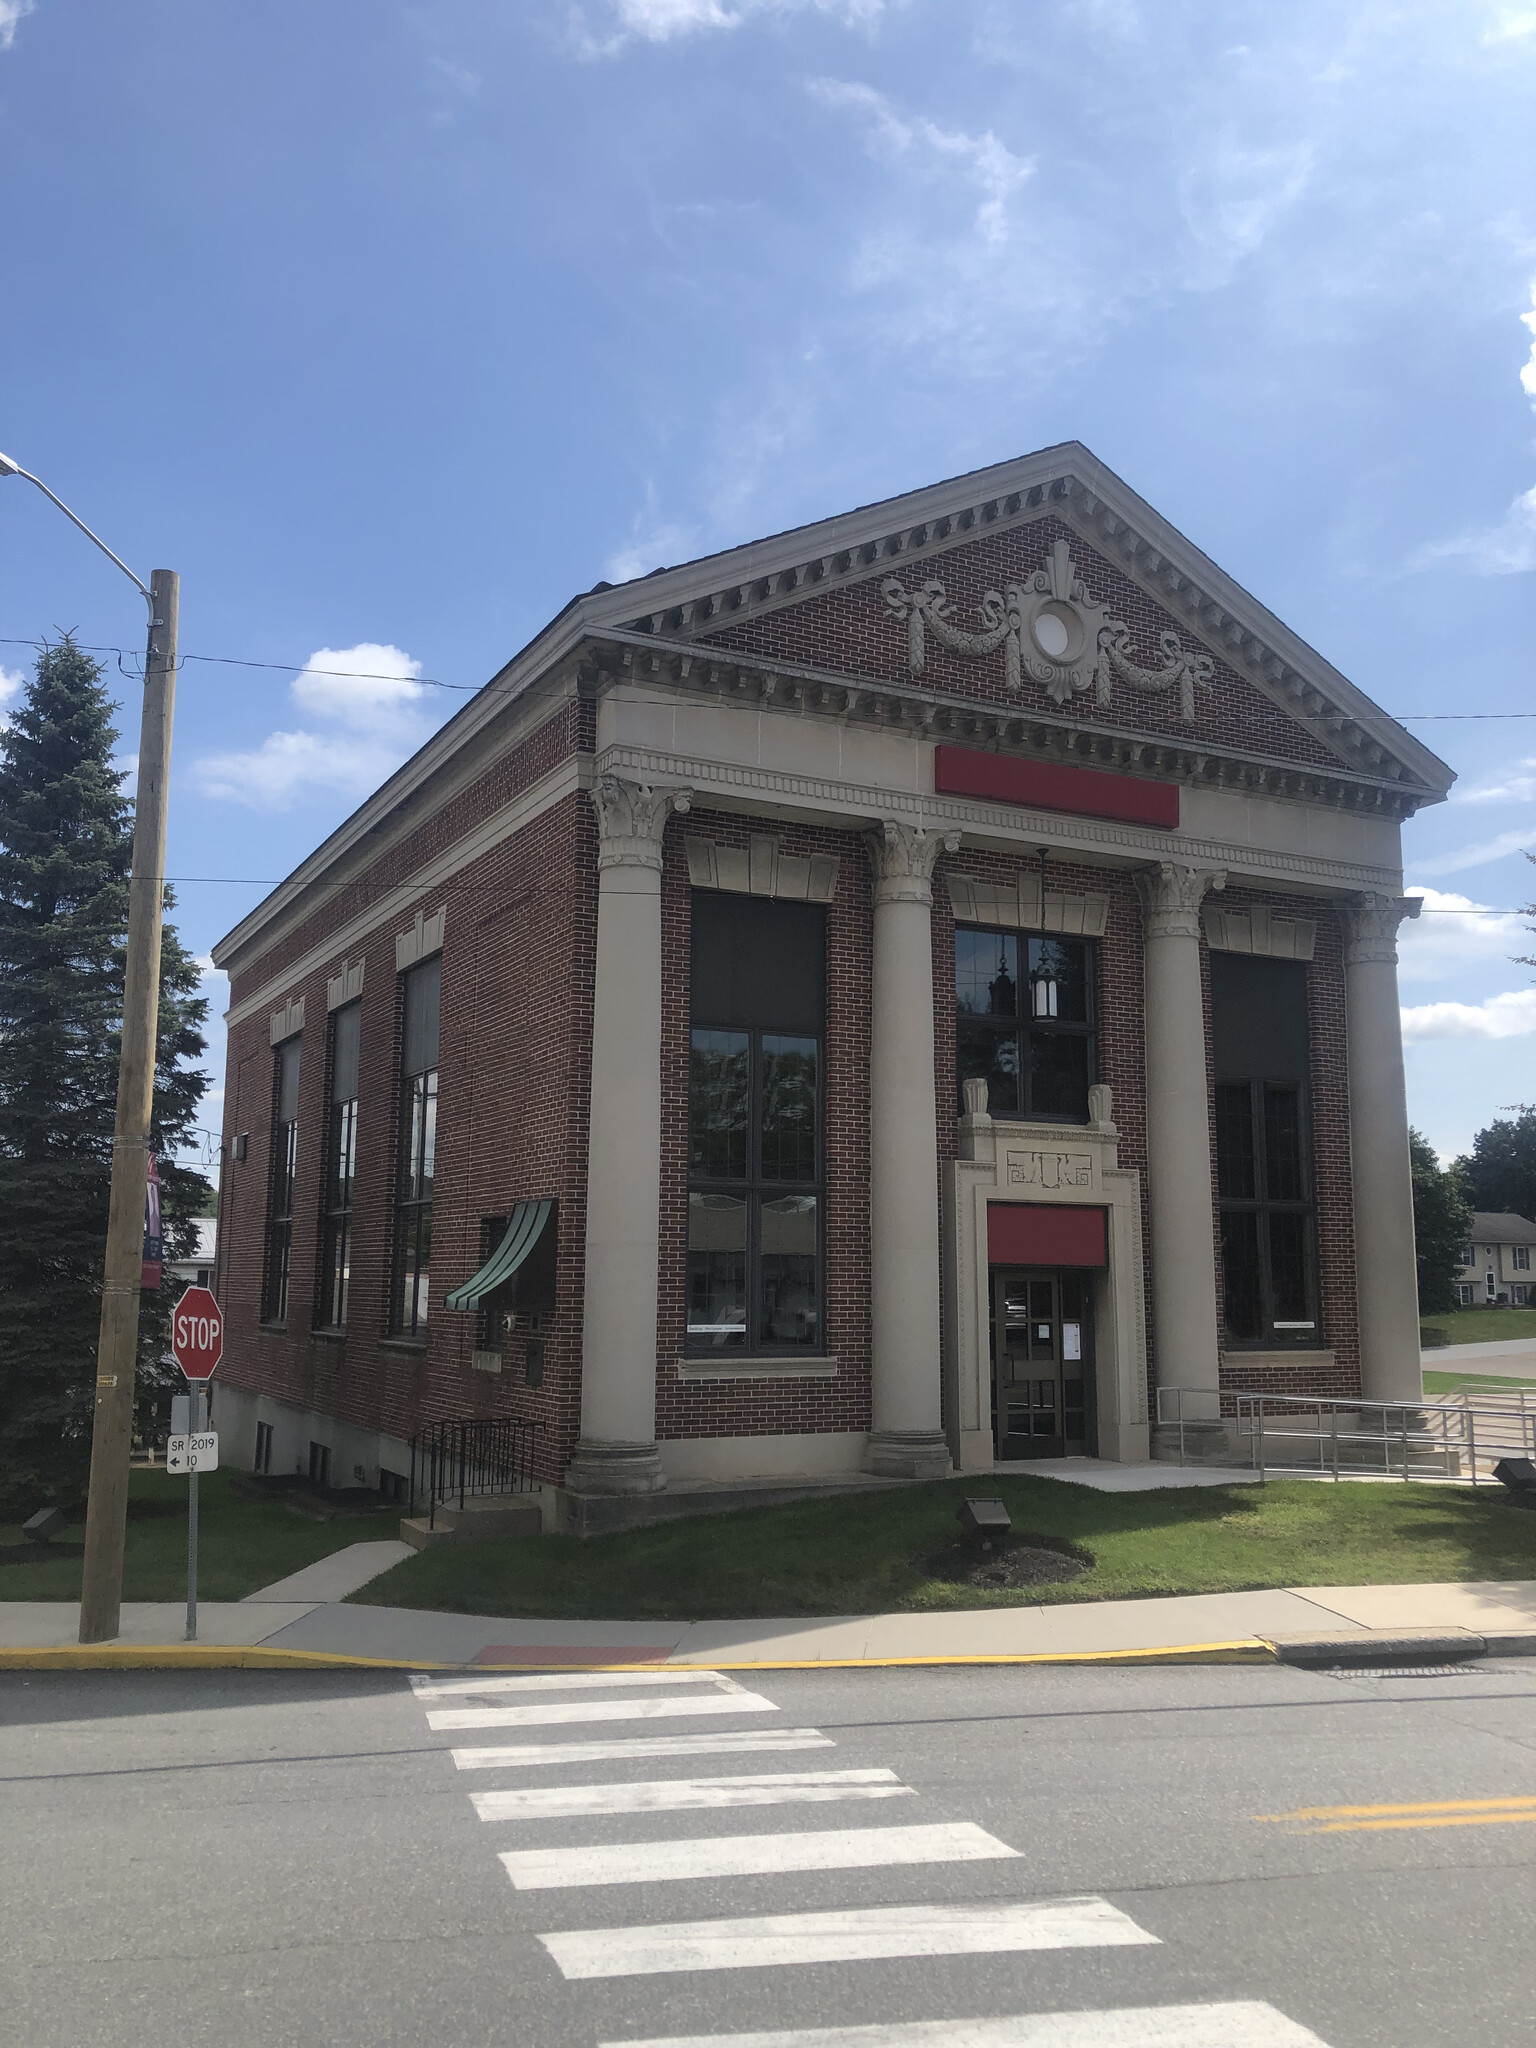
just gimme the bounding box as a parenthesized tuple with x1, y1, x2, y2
(409, 1416, 542, 1528)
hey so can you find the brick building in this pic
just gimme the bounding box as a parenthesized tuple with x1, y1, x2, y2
(209, 444, 1452, 1508)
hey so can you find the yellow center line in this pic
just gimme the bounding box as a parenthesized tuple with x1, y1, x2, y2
(1304, 1811, 1536, 1836)
(1258, 1795, 1536, 1823)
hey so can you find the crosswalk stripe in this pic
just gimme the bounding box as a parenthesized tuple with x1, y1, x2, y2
(540, 1895, 1157, 1979)
(413, 1669, 734, 1700)
(596, 2001, 1330, 2046)
(450, 1728, 835, 1771)
(502, 1819, 1017, 1890)
(471, 1769, 909, 1822)
(426, 1690, 779, 1733)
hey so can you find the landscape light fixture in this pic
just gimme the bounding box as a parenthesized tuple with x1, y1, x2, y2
(1492, 1458, 1536, 1509)
(0, 447, 180, 1641)
(958, 1497, 1012, 1549)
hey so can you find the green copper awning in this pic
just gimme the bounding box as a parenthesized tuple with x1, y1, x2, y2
(445, 1199, 554, 1313)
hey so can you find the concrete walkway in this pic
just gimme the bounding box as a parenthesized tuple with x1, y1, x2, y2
(4, 1542, 1536, 1669)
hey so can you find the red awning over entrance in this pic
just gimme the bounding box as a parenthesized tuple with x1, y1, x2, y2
(987, 1203, 1108, 1268)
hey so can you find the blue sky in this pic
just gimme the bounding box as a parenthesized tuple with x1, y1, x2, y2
(1, 0, 1533, 1167)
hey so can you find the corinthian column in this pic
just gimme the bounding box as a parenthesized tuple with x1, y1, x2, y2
(568, 777, 690, 1495)
(1340, 893, 1423, 1403)
(865, 820, 959, 1480)
(1135, 861, 1226, 1405)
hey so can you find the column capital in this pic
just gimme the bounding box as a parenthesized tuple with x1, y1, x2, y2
(865, 820, 961, 906)
(590, 776, 691, 872)
(1134, 861, 1226, 940)
(1339, 891, 1421, 966)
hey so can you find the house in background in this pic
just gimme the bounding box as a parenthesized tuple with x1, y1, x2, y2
(167, 1217, 218, 1294)
(1456, 1215, 1536, 1307)
(206, 442, 1453, 1522)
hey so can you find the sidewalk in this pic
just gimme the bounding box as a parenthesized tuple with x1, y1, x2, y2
(4, 1541, 1535, 1671)
(1422, 1336, 1536, 1376)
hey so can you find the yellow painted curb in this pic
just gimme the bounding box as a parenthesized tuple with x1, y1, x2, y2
(0, 1637, 1274, 1673)
(0, 1646, 457, 1672)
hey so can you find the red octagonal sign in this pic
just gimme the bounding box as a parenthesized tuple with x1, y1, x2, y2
(172, 1285, 224, 1381)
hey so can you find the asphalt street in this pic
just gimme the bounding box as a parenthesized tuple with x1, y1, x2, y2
(3, 1656, 1534, 2047)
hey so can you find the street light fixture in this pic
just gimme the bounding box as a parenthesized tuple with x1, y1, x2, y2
(0, 449, 180, 1643)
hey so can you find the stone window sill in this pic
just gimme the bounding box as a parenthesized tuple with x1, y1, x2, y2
(312, 1326, 347, 1344)
(1221, 1348, 1335, 1372)
(677, 1354, 838, 1381)
(380, 1336, 428, 1355)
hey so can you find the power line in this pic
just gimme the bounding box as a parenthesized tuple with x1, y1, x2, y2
(4, 632, 1534, 716)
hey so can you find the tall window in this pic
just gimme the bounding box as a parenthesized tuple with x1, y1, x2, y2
(316, 1000, 360, 1330)
(1212, 953, 1319, 1347)
(262, 1034, 301, 1324)
(687, 894, 824, 1355)
(955, 927, 1095, 1121)
(392, 955, 440, 1337)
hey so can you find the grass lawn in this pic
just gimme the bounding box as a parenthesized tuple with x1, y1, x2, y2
(1423, 1369, 1536, 1396)
(348, 1473, 1536, 1622)
(1421, 1308, 1536, 1348)
(0, 1469, 399, 1602)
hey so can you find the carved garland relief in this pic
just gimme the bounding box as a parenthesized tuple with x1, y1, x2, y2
(883, 535, 1215, 723)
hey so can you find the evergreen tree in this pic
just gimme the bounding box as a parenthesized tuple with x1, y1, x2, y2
(1457, 1106, 1536, 1226)
(1408, 1128, 1472, 1315)
(0, 638, 211, 1511)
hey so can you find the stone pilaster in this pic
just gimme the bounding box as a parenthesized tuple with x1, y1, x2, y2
(1135, 861, 1226, 1408)
(568, 777, 690, 1496)
(864, 821, 959, 1480)
(1339, 892, 1423, 1403)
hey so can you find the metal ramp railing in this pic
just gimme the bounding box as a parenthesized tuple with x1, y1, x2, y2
(1156, 1385, 1536, 1483)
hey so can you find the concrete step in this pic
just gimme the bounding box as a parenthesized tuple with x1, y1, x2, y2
(1151, 1422, 1241, 1469)
(399, 1495, 543, 1549)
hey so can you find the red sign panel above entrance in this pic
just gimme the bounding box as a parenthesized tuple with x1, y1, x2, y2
(988, 1203, 1108, 1268)
(934, 745, 1180, 830)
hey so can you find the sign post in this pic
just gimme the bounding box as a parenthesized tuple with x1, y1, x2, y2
(169, 1286, 223, 1642)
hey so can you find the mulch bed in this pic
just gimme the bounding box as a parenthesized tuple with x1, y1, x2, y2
(0, 1541, 86, 1561)
(925, 1534, 1090, 1590)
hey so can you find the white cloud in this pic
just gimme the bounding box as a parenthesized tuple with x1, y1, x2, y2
(1401, 987, 1536, 1042)
(1178, 137, 1315, 287)
(809, 79, 1033, 249)
(1409, 828, 1536, 878)
(573, 0, 884, 56)
(1411, 280, 1536, 573)
(191, 643, 436, 812)
(0, 664, 22, 728)
(1485, 6, 1536, 41)
(114, 751, 139, 798)
(1397, 887, 1530, 985)
(1456, 755, 1536, 806)
(1411, 483, 1536, 576)
(603, 499, 703, 584)
(0, 1, 34, 52)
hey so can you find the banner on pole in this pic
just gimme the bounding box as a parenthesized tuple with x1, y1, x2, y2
(141, 1152, 163, 1291)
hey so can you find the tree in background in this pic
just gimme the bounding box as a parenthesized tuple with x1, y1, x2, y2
(1409, 1128, 1473, 1315)
(0, 638, 212, 1512)
(1457, 1108, 1536, 1226)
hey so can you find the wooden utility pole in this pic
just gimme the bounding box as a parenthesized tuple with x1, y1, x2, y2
(78, 569, 179, 1643)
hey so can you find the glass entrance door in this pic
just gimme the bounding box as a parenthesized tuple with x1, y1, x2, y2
(991, 1268, 1093, 1460)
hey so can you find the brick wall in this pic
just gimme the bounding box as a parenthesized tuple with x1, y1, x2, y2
(217, 780, 597, 1488)
(698, 514, 1341, 770)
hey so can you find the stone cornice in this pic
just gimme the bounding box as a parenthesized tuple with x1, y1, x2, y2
(586, 629, 1426, 821)
(594, 738, 1404, 898)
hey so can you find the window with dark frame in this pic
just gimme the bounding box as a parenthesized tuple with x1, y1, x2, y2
(1211, 951, 1320, 1349)
(686, 893, 825, 1356)
(954, 925, 1096, 1121)
(316, 1000, 360, 1331)
(391, 954, 440, 1337)
(261, 1035, 301, 1324)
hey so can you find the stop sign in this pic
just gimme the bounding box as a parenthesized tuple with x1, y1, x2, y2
(172, 1285, 224, 1381)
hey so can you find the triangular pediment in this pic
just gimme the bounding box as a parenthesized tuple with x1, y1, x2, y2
(573, 443, 1451, 807)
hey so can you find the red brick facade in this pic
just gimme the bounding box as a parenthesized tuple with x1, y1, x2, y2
(212, 458, 1431, 1488)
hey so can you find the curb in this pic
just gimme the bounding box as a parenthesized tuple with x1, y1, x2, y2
(0, 1638, 1275, 1674)
(1260, 1628, 1536, 1668)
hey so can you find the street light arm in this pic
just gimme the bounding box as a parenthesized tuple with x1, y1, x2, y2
(0, 452, 154, 618)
